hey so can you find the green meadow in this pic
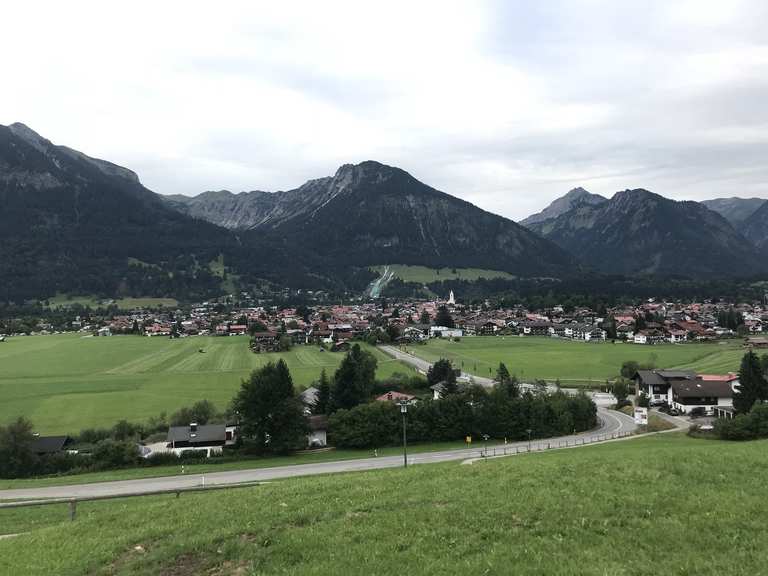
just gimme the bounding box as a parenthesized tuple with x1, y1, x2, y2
(2, 434, 767, 575)
(372, 264, 515, 283)
(406, 336, 744, 384)
(0, 335, 415, 434)
(45, 294, 179, 309)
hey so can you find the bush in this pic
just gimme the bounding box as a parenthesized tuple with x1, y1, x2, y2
(91, 439, 141, 469)
(328, 389, 598, 449)
(179, 449, 210, 460)
(144, 452, 181, 466)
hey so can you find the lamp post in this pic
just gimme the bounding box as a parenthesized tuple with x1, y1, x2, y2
(400, 400, 408, 468)
(526, 428, 532, 452)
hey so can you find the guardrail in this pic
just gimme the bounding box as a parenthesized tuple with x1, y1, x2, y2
(0, 480, 265, 521)
(477, 429, 635, 459)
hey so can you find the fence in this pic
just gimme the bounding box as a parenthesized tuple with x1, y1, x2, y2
(0, 480, 265, 521)
(477, 429, 634, 459)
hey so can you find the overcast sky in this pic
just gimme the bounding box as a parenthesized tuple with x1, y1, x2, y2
(2, 0, 767, 220)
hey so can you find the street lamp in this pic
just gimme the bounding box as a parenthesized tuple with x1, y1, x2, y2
(400, 400, 408, 468)
(526, 428, 533, 452)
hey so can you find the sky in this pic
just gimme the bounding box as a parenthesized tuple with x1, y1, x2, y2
(2, 0, 767, 220)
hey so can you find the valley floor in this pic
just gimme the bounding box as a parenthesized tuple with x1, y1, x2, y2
(0, 334, 414, 433)
(405, 336, 745, 385)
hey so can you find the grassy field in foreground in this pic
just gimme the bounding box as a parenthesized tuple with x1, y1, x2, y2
(0, 334, 414, 434)
(372, 264, 515, 283)
(405, 336, 744, 383)
(2, 434, 767, 575)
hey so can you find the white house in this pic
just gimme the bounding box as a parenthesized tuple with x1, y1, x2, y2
(429, 326, 463, 339)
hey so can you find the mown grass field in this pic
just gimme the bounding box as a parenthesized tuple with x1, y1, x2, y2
(372, 264, 515, 283)
(0, 335, 415, 434)
(2, 434, 766, 575)
(406, 336, 744, 384)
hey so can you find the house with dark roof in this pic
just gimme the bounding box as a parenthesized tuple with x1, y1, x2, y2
(633, 369, 696, 405)
(31, 435, 74, 455)
(671, 378, 735, 415)
(166, 423, 237, 456)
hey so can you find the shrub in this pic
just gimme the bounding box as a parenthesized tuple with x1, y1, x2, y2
(179, 449, 210, 460)
(91, 439, 141, 469)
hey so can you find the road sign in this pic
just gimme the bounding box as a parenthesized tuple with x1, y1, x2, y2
(634, 407, 648, 425)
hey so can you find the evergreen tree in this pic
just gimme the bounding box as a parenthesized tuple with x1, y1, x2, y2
(434, 305, 455, 328)
(419, 310, 431, 325)
(0, 417, 38, 478)
(232, 360, 308, 454)
(314, 369, 331, 415)
(496, 362, 511, 384)
(734, 351, 768, 414)
(331, 344, 378, 411)
(427, 358, 460, 396)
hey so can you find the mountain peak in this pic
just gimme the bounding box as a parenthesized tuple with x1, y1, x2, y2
(8, 122, 51, 154)
(521, 186, 607, 227)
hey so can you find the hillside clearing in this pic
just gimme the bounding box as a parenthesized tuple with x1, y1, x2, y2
(371, 264, 515, 284)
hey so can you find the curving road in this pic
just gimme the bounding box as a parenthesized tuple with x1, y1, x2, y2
(0, 409, 635, 502)
(0, 350, 638, 502)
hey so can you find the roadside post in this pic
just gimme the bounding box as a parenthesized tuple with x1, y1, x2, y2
(400, 400, 408, 468)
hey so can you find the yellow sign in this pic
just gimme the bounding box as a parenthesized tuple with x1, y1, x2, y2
(465, 436, 472, 444)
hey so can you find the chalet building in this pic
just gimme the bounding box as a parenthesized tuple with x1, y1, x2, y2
(250, 331, 280, 353)
(633, 329, 665, 345)
(519, 321, 552, 336)
(166, 423, 237, 457)
(671, 379, 734, 415)
(633, 369, 696, 405)
(376, 391, 415, 403)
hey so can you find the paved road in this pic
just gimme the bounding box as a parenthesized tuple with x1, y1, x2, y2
(0, 407, 635, 502)
(379, 344, 495, 387)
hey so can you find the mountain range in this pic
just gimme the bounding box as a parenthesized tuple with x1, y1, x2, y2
(522, 189, 766, 277)
(1, 122, 766, 303)
(0, 124, 575, 302)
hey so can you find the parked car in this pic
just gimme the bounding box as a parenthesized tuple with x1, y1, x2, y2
(689, 407, 707, 418)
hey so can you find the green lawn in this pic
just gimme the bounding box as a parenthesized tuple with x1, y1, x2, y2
(0, 335, 415, 434)
(372, 264, 515, 283)
(406, 336, 744, 384)
(2, 434, 767, 575)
